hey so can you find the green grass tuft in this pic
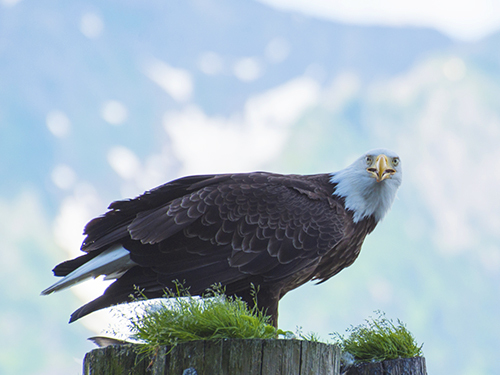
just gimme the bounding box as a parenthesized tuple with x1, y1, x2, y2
(294, 326, 322, 342)
(332, 311, 423, 363)
(126, 284, 277, 353)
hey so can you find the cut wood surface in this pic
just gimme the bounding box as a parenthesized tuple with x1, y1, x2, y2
(344, 356, 428, 375)
(83, 339, 341, 375)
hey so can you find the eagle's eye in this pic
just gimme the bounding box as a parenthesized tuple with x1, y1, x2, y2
(365, 155, 373, 165)
(392, 158, 400, 167)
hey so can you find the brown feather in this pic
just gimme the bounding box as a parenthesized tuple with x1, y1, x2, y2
(51, 172, 380, 326)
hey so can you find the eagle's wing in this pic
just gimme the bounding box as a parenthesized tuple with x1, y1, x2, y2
(126, 174, 347, 283)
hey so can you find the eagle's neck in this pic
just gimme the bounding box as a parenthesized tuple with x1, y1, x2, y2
(329, 169, 399, 224)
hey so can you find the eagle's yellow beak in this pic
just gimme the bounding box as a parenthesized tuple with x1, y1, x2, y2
(367, 154, 395, 182)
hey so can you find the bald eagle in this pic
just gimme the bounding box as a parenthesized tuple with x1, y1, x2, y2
(42, 149, 402, 326)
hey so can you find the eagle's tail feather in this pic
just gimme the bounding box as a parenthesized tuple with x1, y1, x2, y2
(41, 247, 133, 295)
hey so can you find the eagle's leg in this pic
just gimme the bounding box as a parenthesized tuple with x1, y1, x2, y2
(236, 286, 280, 328)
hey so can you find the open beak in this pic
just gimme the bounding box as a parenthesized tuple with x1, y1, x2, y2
(367, 154, 395, 182)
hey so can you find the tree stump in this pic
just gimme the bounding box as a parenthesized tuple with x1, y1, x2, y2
(344, 356, 427, 375)
(83, 339, 341, 375)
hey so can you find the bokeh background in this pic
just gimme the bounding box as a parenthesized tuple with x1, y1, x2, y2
(2, 0, 500, 374)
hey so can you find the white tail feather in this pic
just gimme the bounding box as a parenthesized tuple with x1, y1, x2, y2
(41, 247, 135, 295)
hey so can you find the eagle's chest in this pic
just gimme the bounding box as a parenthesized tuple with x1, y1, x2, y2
(313, 217, 376, 282)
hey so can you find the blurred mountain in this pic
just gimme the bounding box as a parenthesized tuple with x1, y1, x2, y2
(0, 0, 451, 200)
(2, 0, 499, 374)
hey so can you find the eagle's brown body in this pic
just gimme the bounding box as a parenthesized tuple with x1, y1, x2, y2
(44, 149, 402, 326)
(53, 173, 376, 324)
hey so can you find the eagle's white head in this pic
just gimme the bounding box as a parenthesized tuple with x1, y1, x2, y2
(330, 148, 402, 223)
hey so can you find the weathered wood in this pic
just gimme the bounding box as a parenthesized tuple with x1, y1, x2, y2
(345, 356, 427, 375)
(83, 339, 341, 375)
(261, 339, 301, 374)
(167, 340, 205, 374)
(222, 339, 263, 374)
(301, 340, 340, 375)
(201, 339, 223, 373)
(83, 345, 150, 375)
